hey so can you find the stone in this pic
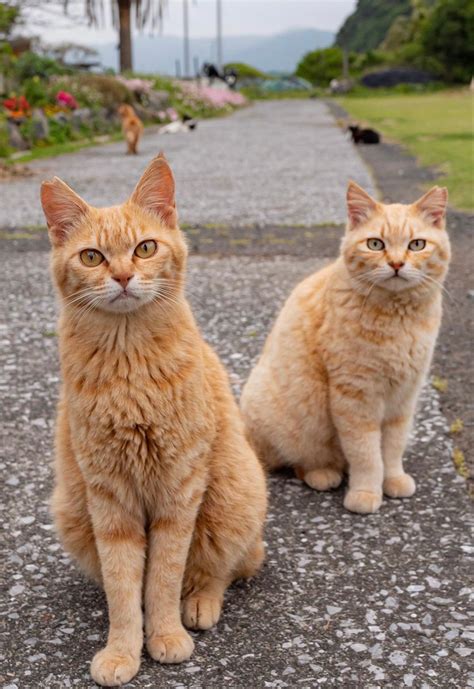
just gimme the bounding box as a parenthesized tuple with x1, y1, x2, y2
(30, 108, 49, 141)
(71, 107, 92, 130)
(7, 121, 28, 150)
(147, 89, 171, 111)
(51, 112, 70, 125)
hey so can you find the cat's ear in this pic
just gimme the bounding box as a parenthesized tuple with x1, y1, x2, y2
(40, 177, 90, 246)
(130, 153, 177, 227)
(413, 186, 448, 229)
(346, 180, 379, 230)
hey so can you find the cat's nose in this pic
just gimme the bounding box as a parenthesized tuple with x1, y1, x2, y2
(112, 274, 133, 289)
(388, 261, 405, 272)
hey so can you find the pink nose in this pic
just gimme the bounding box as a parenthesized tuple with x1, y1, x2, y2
(112, 274, 133, 289)
(389, 261, 405, 272)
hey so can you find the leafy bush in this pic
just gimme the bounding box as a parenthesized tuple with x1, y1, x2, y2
(0, 120, 11, 157)
(224, 62, 267, 79)
(23, 76, 49, 107)
(13, 52, 67, 81)
(421, 0, 474, 83)
(49, 74, 133, 109)
(296, 47, 347, 86)
(47, 118, 73, 145)
(0, 3, 20, 40)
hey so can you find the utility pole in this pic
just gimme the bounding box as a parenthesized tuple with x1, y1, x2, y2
(183, 0, 190, 78)
(216, 0, 223, 70)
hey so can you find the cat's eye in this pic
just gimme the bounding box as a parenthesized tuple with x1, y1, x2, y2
(135, 240, 157, 259)
(408, 239, 426, 252)
(80, 249, 105, 267)
(367, 238, 385, 251)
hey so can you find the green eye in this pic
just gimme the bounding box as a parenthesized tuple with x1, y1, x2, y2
(367, 238, 385, 251)
(408, 239, 426, 252)
(135, 240, 157, 259)
(80, 249, 104, 267)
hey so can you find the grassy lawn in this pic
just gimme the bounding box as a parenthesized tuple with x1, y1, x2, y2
(338, 90, 473, 211)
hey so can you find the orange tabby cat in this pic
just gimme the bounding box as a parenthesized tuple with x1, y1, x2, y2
(118, 103, 144, 155)
(41, 154, 267, 687)
(241, 182, 450, 515)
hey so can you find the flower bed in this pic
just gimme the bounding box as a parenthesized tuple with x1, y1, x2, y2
(0, 58, 248, 158)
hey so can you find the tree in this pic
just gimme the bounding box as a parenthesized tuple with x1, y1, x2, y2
(296, 47, 345, 86)
(0, 2, 20, 41)
(421, 0, 474, 83)
(81, 1, 167, 73)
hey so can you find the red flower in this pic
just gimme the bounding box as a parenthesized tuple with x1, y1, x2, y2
(56, 91, 78, 110)
(3, 95, 31, 113)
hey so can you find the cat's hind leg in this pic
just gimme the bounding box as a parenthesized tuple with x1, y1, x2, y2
(182, 537, 265, 631)
(182, 438, 266, 631)
(293, 425, 345, 492)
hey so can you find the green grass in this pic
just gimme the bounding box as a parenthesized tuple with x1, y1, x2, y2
(338, 89, 473, 211)
(12, 132, 125, 163)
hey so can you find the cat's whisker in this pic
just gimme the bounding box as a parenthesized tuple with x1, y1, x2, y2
(419, 273, 456, 303)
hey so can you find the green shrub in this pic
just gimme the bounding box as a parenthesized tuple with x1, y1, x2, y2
(0, 121, 11, 157)
(23, 76, 49, 106)
(14, 52, 67, 81)
(421, 0, 474, 83)
(47, 118, 73, 145)
(224, 62, 268, 79)
(50, 74, 133, 109)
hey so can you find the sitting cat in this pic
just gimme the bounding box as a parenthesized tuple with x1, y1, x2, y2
(348, 124, 381, 144)
(41, 154, 267, 687)
(118, 103, 144, 154)
(241, 181, 450, 515)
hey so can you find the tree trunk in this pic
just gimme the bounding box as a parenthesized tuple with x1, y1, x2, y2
(118, 0, 133, 73)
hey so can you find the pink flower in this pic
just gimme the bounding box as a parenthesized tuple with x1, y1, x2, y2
(179, 82, 246, 108)
(166, 107, 179, 121)
(56, 91, 78, 110)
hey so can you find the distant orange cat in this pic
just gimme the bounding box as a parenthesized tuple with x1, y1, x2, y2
(118, 103, 143, 154)
(242, 182, 450, 515)
(40, 155, 267, 687)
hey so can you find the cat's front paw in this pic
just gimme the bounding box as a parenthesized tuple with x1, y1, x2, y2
(383, 473, 416, 498)
(183, 594, 223, 630)
(344, 489, 382, 514)
(147, 628, 194, 664)
(90, 647, 140, 687)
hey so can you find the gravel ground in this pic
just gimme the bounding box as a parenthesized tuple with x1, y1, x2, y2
(0, 100, 374, 228)
(1, 101, 472, 688)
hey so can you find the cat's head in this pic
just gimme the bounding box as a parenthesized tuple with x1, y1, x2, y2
(342, 181, 450, 294)
(41, 154, 187, 314)
(118, 104, 135, 118)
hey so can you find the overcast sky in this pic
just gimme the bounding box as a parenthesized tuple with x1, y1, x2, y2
(23, 1, 357, 45)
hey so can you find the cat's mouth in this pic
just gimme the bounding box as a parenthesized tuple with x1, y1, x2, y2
(110, 290, 139, 303)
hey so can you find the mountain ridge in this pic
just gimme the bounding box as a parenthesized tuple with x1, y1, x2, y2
(92, 28, 334, 74)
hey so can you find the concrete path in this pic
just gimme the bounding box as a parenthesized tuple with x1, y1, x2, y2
(1, 101, 472, 689)
(0, 100, 374, 228)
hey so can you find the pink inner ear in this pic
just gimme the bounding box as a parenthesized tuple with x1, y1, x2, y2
(41, 178, 88, 245)
(415, 187, 448, 228)
(347, 183, 377, 229)
(130, 156, 177, 226)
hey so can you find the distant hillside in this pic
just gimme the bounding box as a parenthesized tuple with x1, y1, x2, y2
(336, 0, 412, 52)
(93, 28, 334, 75)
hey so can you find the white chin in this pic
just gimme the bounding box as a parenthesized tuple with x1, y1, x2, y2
(101, 296, 147, 313)
(381, 277, 413, 292)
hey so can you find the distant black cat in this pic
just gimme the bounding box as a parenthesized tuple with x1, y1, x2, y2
(348, 125, 381, 144)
